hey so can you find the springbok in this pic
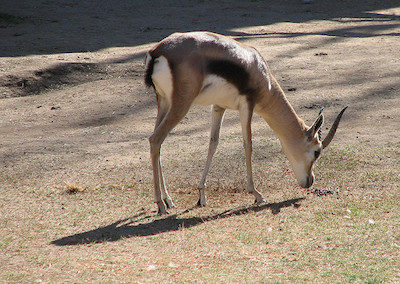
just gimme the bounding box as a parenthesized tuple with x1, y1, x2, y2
(144, 31, 347, 215)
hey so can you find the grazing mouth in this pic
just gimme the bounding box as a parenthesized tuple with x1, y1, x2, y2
(301, 174, 314, 188)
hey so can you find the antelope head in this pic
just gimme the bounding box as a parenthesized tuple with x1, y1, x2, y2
(283, 107, 348, 188)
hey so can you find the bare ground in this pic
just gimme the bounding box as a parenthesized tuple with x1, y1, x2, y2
(1, 0, 399, 283)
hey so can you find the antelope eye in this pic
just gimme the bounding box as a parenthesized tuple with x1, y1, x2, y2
(314, 150, 321, 159)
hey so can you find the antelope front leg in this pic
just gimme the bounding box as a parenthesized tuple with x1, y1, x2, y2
(197, 105, 226, 206)
(239, 102, 266, 204)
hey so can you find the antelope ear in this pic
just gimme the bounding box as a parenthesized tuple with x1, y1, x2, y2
(307, 114, 324, 139)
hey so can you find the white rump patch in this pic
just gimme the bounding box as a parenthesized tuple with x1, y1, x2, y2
(151, 56, 173, 102)
(194, 75, 241, 110)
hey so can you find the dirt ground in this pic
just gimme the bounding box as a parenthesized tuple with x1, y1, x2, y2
(1, 0, 399, 283)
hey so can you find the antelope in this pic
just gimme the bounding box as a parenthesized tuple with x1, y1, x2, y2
(144, 31, 347, 215)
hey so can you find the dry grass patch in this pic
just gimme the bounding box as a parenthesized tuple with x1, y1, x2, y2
(64, 183, 87, 194)
(2, 143, 400, 282)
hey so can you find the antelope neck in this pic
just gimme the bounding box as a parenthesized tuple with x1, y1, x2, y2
(254, 76, 307, 145)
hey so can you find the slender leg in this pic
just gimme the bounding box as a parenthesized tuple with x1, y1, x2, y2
(149, 62, 203, 214)
(150, 95, 168, 214)
(152, 95, 175, 210)
(197, 105, 226, 206)
(149, 96, 193, 215)
(153, 95, 175, 209)
(158, 159, 175, 209)
(238, 101, 266, 204)
(149, 140, 167, 214)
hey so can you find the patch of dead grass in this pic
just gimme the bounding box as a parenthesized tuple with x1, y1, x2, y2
(64, 183, 87, 194)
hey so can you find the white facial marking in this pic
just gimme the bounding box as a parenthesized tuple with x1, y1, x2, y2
(292, 159, 308, 186)
(151, 56, 173, 102)
(281, 141, 313, 188)
(194, 75, 241, 110)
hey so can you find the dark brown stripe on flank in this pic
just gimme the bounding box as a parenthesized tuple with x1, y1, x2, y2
(206, 59, 256, 97)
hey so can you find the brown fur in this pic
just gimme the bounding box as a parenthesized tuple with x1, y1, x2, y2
(145, 32, 346, 214)
(146, 32, 269, 105)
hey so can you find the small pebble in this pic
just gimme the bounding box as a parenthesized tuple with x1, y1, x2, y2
(168, 262, 178, 268)
(312, 188, 334, 196)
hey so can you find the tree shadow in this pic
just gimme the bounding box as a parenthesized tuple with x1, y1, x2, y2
(1, 50, 147, 99)
(1, 0, 399, 57)
(1, 62, 105, 98)
(51, 197, 304, 246)
(2, 0, 398, 103)
(236, 23, 400, 40)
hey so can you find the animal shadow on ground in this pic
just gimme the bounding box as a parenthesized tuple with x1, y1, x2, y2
(51, 197, 304, 246)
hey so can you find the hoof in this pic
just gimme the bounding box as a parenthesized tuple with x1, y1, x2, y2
(156, 201, 169, 215)
(196, 199, 207, 207)
(157, 208, 169, 215)
(164, 198, 176, 209)
(197, 188, 207, 207)
(254, 197, 266, 204)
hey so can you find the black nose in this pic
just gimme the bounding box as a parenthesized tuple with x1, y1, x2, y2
(305, 175, 314, 188)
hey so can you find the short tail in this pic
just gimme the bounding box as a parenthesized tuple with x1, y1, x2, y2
(144, 52, 155, 88)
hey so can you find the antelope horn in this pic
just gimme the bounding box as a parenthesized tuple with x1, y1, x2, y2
(322, 106, 348, 149)
(318, 107, 325, 139)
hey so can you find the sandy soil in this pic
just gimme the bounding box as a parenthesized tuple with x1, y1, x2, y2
(1, 0, 399, 282)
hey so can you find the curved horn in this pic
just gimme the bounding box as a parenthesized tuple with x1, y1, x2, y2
(322, 106, 348, 149)
(318, 107, 324, 139)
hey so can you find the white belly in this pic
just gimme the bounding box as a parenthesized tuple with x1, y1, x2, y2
(193, 75, 241, 110)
